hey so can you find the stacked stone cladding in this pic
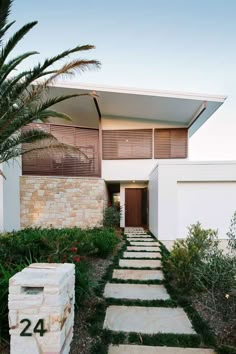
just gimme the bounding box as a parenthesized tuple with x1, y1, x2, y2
(20, 176, 108, 228)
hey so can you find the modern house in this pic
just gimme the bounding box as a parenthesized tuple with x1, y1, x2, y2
(1, 83, 236, 240)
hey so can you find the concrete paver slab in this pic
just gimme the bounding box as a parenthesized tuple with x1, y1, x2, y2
(119, 259, 161, 268)
(127, 246, 160, 252)
(123, 251, 160, 259)
(129, 242, 159, 246)
(104, 306, 195, 334)
(108, 345, 216, 354)
(104, 283, 170, 300)
(112, 269, 164, 281)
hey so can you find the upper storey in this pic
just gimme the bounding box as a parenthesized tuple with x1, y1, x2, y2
(22, 83, 226, 179)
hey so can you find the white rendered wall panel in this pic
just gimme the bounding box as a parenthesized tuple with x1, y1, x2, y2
(177, 182, 236, 239)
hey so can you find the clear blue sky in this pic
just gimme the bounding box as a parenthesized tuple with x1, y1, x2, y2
(10, 0, 236, 160)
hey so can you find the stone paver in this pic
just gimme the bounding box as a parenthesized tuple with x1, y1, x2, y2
(126, 234, 149, 237)
(119, 259, 161, 268)
(103, 306, 196, 334)
(108, 345, 216, 354)
(129, 241, 159, 246)
(112, 269, 164, 281)
(127, 238, 154, 242)
(104, 283, 170, 300)
(123, 251, 160, 259)
(127, 246, 160, 252)
(102, 227, 214, 354)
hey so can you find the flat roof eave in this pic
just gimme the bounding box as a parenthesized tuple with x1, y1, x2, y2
(47, 82, 227, 134)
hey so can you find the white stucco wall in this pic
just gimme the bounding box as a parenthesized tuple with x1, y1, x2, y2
(149, 161, 236, 240)
(120, 182, 147, 227)
(177, 181, 236, 238)
(0, 158, 21, 232)
(102, 160, 158, 181)
(102, 116, 183, 130)
(148, 165, 159, 237)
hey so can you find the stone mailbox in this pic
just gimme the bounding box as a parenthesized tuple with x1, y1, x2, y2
(8, 263, 75, 354)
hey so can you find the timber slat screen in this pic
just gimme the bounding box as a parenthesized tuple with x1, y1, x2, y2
(102, 129, 153, 159)
(22, 123, 100, 177)
(154, 128, 188, 159)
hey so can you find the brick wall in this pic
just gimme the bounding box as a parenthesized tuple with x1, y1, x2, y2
(20, 176, 108, 228)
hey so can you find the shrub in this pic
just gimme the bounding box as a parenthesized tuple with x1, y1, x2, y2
(0, 227, 119, 265)
(227, 211, 236, 252)
(0, 227, 119, 343)
(167, 222, 218, 290)
(194, 251, 236, 318)
(90, 228, 119, 257)
(103, 206, 120, 227)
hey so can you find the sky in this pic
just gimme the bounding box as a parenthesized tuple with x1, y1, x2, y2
(9, 0, 236, 160)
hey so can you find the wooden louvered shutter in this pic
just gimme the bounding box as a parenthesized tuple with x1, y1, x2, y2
(22, 123, 100, 177)
(102, 129, 152, 159)
(170, 129, 188, 158)
(154, 129, 188, 159)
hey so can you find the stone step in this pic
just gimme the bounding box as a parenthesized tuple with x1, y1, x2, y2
(119, 259, 161, 269)
(126, 234, 149, 237)
(112, 269, 164, 281)
(127, 238, 154, 242)
(129, 242, 160, 246)
(104, 283, 170, 300)
(108, 345, 216, 354)
(123, 251, 161, 259)
(127, 246, 160, 252)
(103, 306, 195, 334)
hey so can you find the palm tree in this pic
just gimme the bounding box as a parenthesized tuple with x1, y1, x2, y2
(0, 0, 100, 174)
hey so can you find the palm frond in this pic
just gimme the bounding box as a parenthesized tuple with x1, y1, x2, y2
(0, 129, 52, 162)
(0, 0, 12, 34)
(0, 4, 101, 165)
(0, 51, 39, 83)
(44, 59, 100, 85)
(0, 21, 37, 67)
(0, 20, 14, 39)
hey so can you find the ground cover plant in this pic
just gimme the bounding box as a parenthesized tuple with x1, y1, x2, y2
(164, 218, 236, 351)
(0, 227, 120, 348)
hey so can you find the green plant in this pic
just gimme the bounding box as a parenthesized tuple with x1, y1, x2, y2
(91, 228, 119, 258)
(167, 222, 218, 290)
(0, 226, 120, 343)
(194, 251, 236, 319)
(0, 263, 26, 342)
(103, 206, 121, 227)
(0, 0, 100, 169)
(227, 211, 236, 252)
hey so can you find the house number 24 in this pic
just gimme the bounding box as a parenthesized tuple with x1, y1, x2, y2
(20, 319, 47, 337)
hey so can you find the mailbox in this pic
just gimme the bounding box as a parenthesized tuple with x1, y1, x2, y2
(9, 263, 75, 354)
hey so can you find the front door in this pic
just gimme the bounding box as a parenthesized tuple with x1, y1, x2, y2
(125, 188, 147, 227)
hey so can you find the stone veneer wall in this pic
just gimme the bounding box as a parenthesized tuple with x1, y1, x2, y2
(20, 176, 108, 228)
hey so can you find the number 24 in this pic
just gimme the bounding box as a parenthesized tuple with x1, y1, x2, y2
(20, 319, 47, 337)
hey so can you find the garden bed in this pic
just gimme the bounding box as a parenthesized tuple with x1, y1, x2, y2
(161, 222, 236, 352)
(192, 293, 236, 347)
(0, 227, 121, 352)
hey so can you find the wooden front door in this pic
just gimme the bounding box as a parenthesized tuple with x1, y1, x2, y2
(125, 188, 147, 227)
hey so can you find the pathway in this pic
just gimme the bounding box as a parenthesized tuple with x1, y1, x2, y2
(102, 227, 215, 354)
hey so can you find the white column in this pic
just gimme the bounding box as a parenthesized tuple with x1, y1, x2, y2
(0, 158, 21, 231)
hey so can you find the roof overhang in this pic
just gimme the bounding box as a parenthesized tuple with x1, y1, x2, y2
(48, 82, 226, 136)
